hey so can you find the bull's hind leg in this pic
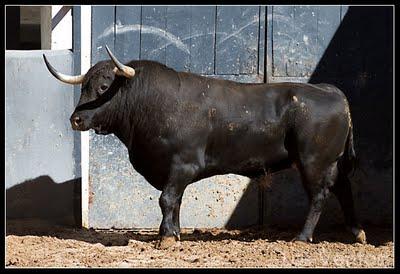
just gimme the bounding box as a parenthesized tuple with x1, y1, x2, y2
(293, 161, 338, 243)
(330, 172, 366, 244)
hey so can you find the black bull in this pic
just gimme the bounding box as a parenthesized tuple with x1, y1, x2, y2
(43, 47, 366, 248)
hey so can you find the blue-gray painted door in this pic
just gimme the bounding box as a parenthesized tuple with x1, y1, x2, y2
(86, 5, 393, 229)
(88, 5, 265, 229)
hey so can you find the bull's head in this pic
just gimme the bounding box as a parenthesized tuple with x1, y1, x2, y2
(43, 46, 136, 134)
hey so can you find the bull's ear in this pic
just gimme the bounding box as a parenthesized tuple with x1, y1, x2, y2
(134, 67, 143, 75)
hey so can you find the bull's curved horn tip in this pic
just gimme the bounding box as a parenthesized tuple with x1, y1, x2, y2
(42, 54, 85, 85)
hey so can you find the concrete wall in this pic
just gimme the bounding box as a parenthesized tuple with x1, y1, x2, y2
(6, 50, 81, 224)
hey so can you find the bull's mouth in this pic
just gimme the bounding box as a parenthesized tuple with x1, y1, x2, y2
(93, 125, 109, 135)
(72, 125, 107, 135)
(71, 124, 89, 131)
(71, 119, 109, 135)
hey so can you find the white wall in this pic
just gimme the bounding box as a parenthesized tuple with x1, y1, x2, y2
(6, 50, 77, 188)
(51, 5, 72, 50)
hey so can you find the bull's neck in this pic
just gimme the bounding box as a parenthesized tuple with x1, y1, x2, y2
(110, 75, 167, 151)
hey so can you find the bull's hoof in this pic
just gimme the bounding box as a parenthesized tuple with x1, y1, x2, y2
(155, 236, 177, 250)
(353, 228, 367, 244)
(291, 234, 312, 243)
(347, 226, 367, 244)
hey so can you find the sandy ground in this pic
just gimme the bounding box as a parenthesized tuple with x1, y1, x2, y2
(6, 219, 394, 268)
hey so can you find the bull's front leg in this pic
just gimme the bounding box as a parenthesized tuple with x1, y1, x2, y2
(156, 171, 191, 249)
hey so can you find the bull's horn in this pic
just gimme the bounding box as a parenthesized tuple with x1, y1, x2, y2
(105, 45, 135, 78)
(43, 54, 85, 85)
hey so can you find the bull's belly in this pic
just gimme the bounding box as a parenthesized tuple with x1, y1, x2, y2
(198, 140, 290, 180)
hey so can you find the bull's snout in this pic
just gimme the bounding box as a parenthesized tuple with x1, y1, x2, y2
(70, 114, 83, 130)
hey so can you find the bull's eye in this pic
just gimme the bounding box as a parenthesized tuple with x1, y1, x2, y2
(98, 84, 109, 94)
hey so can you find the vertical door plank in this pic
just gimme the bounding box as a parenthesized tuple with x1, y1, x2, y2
(165, 6, 192, 71)
(141, 6, 167, 64)
(270, 5, 295, 77)
(258, 6, 266, 77)
(316, 6, 342, 76)
(216, 6, 259, 75)
(215, 6, 241, 74)
(190, 6, 216, 74)
(91, 6, 115, 64)
(115, 6, 141, 63)
(288, 5, 318, 77)
(238, 6, 260, 74)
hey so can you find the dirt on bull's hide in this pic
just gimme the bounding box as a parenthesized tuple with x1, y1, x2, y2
(6, 219, 393, 268)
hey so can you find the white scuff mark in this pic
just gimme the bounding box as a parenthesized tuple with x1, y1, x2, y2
(217, 18, 258, 46)
(303, 35, 309, 45)
(275, 32, 296, 42)
(97, 46, 103, 50)
(292, 96, 298, 102)
(100, 19, 258, 58)
(99, 23, 190, 54)
(149, 29, 254, 57)
(267, 14, 306, 33)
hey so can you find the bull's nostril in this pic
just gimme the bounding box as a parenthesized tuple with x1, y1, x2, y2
(72, 116, 82, 127)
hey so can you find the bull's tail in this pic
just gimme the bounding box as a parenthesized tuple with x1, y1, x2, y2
(339, 122, 357, 177)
